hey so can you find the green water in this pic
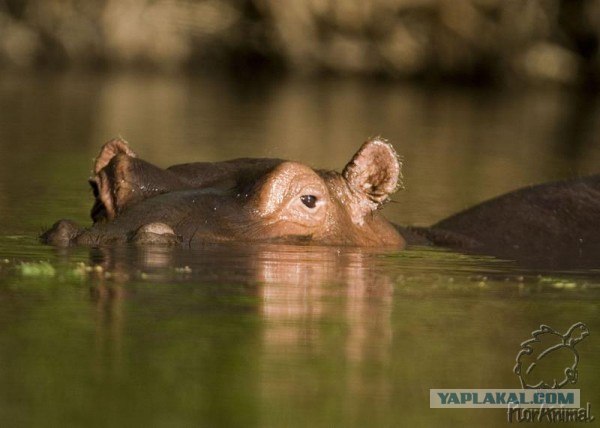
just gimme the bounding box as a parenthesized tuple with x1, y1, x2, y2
(0, 73, 598, 427)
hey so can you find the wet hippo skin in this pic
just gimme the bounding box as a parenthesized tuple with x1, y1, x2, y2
(42, 138, 600, 268)
(405, 175, 600, 268)
(43, 138, 404, 248)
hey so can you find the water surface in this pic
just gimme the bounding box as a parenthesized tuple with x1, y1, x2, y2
(0, 73, 598, 427)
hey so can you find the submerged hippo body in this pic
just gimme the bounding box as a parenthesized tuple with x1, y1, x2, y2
(43, 138, 600, 267)
(43, 138, 404, 247)
(409, 175, 600, 267)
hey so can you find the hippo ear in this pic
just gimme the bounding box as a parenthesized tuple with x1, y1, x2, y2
(90, 139, 134, 222)
(93, 138, 136, 174)
(89, 138, 140, 222)
(342, 138, 402, 210)
(90, 138, 193, 222)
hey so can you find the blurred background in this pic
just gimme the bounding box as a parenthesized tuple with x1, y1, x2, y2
(1, 0, 600, 85)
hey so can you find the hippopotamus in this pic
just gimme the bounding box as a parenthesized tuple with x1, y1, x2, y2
(42, 138, 600, 267)
(43, 138, 404, 247)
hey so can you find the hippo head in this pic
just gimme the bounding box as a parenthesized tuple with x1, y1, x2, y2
(244, 140, 403, 246)
(42, 138, 404, 247)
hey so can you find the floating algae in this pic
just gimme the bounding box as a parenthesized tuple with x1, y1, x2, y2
(16, 261, 56, 277)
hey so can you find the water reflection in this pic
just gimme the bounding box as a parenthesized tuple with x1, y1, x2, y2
(85, 243, 400, 424)
(552, 90, 600, 174)
(1, 240, 598, 426)
(253, 247, 394, 365)
(1, 73, 600, 426)
(91, 279, 125, 380)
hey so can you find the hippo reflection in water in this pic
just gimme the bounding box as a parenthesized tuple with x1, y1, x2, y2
(43, 138, 600, 267)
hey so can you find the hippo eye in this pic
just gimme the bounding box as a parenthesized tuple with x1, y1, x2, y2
(300, 195, 317, 209)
